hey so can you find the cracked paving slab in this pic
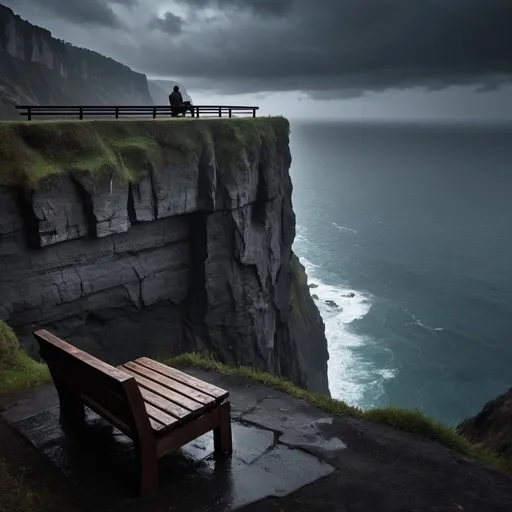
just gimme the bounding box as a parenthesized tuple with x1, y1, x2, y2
(241, 397, 347, 456)
(0, 380, 336, 511)
(3, 370, 512, 512)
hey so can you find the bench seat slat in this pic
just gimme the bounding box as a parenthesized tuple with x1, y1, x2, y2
(124, 361, 215, 405)
(135, 358, 229, 401)
(119, 366, 205, 413)
(143, 403, 178, 431)
(138, 388, 190, 420)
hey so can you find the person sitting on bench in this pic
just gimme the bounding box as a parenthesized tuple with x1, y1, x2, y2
(169, 85, 186, 117)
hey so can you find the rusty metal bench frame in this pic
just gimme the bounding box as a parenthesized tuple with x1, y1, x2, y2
(34, 329, 232, 495)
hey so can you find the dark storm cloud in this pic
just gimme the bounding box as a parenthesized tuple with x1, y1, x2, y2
(20, 0, 136, 28)
(145, 0, 512, 97)
(5, 0, 512, 97)
(149, 11, 183, 34)
(175, 0, 295, 17)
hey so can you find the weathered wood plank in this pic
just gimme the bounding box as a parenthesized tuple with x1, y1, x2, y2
(119, 366, 205, 413)
(135, 358, 229, 401)
(143, 403, 178, 431)
(138, 388, 190, 420)
(34, 330, 131, 382)
(125, 361, 215, 405)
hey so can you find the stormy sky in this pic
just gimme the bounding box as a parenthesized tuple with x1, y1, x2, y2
(4, 0, 512, 120)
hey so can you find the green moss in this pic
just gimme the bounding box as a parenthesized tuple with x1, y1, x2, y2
(0, 321, 19, 368)
(168, 352, 511, 474)
(0, 118, 289, 188)
(0, 322, 51, 396)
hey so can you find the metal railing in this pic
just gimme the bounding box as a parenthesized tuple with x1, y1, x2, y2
(15, 105, 260, 121)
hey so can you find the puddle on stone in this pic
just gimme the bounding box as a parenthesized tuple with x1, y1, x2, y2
(13, 407, 335, 511)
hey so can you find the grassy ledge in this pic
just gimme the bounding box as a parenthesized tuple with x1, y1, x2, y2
(168, 353, 511, 475)
(0, 321, 51, 396)
(0, 117, 289, 188)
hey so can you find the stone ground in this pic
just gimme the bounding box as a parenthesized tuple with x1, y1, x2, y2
(1, 368, 512, 512)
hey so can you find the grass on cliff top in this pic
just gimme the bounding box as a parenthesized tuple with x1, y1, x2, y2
(0, 117, 289, 188)
(0, 321, 51, 396)
(169, 352, 511, 475)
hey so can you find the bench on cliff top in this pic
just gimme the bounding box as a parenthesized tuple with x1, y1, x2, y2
(33, 329, 232, 495)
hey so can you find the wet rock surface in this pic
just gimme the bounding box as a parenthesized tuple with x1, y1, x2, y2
(0, 119, 329, 393)
(1, 369, 512, 512)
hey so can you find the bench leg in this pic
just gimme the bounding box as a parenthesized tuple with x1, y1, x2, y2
(52, 372, 85, 430)
(214, 401, 233, 456)
(138, 443, 159, 496)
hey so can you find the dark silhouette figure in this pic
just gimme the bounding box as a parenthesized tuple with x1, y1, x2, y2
(169, 85, 189, 117)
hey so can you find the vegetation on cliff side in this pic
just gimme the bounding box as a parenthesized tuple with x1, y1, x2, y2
(0, 117, 289, 188)
(0, 321, 50, 396)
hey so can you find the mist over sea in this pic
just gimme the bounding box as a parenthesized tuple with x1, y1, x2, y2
(290, 120, 512, 426)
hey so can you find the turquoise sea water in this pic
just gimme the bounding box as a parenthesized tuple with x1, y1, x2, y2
(290, 120, 512, 426)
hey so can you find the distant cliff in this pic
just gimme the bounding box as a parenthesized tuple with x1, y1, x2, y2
(457, 387, 512, 461)
(0, 117, 330, 394)
(0, 4, 153, 119)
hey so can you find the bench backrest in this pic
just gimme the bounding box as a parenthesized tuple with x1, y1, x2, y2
(34, 329, 153, 440)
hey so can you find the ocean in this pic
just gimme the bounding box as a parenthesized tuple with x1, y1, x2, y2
(290, 120, 512, 426)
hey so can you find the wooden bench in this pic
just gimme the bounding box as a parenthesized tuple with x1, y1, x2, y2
(33, 329, 232, 495)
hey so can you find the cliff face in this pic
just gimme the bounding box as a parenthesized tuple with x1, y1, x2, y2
(457, 387, 512, 460)
(0, 4, 152, 119)
(0, 118, 330, 394)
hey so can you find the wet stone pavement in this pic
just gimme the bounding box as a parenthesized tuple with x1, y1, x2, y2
(2, 368, 512, 512)
(0, 369, 341, 511)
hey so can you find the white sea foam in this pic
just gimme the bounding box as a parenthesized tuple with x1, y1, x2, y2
(404, 309, 444, 334)
(299, 256, 396, 406)
(331, 222, 358, 234)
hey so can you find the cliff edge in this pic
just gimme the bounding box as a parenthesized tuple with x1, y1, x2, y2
(0, 117, 329, 394)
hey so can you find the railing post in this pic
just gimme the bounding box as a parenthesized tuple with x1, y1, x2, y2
(27, 107, 32, 121)
(196, 107, 200, 118)
(252, 108, 256, 118)
(115, 107, 119, 119)
(153, 107, 156, 119)
(79, 107, 83, 120)
(219, 107, 222, 117)
(229, 108, 232, 118)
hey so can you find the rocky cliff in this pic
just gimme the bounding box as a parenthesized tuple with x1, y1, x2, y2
(0, 4, 152, 120)
(457, 387, 512, 461)
(0, 117, 330, 394)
